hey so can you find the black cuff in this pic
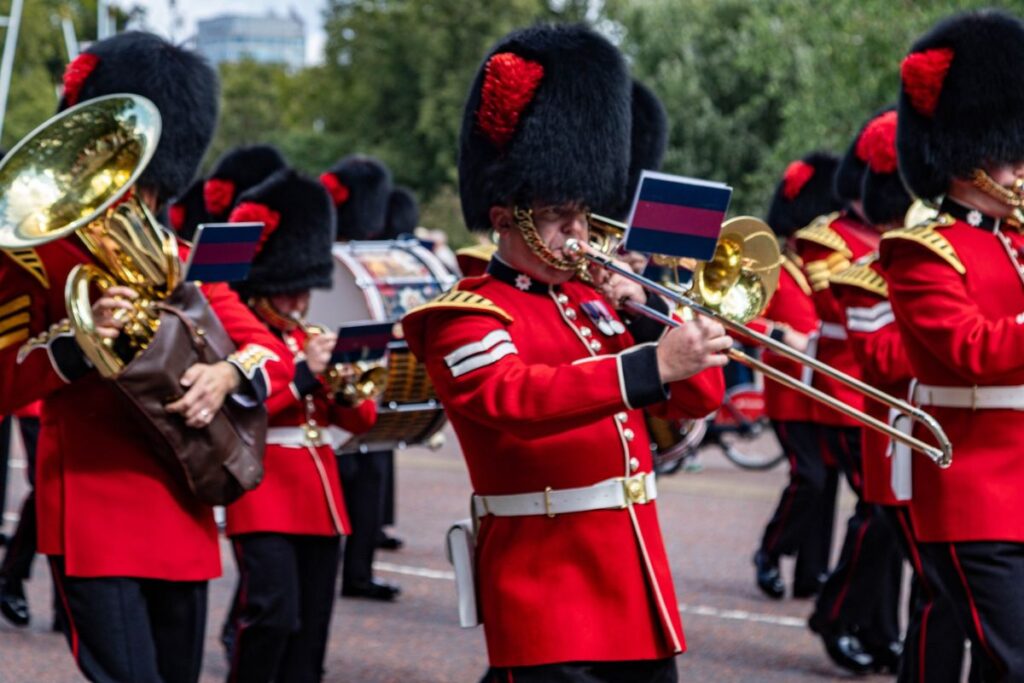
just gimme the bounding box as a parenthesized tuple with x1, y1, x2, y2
(623, 291, 670, 344)
(769, 326, 786, 343)
(293, 360, 321, 397)
(620, 344, 668, 408)
(50, 334, 92, 382)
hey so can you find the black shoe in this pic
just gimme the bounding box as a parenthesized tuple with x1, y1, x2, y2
(753, 551, 785, 599)
(377, 534, 404, 551)
(793, 575, 824, 598)
(341, 579, 401, 602)
(808, 615, 875, 675)
(0, 533, 7, 547)
(0, 579, 30, 627)
(867, 640, 902, 674)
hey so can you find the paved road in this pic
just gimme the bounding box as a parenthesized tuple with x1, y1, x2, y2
(0, 422, 901, 682)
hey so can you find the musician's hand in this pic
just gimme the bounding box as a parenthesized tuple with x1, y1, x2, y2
(594, 260, 646, 309)
(781, 327, 810, 352)
(166, 361, 241, 428)
(656, 314, 732, 383)
(305, 332, 337, 375)
(90, 286, 138, 340)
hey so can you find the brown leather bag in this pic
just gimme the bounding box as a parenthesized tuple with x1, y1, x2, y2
(112, 282, 266, 505)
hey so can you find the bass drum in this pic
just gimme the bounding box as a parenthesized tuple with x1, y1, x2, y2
(307, 239, 458, 454)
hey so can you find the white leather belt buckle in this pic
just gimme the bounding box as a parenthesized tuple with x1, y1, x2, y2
(472, 473, 657, 519)
(914, 384, 1024, 410)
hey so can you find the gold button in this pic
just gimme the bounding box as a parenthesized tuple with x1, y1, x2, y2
(589, 340, 602, 352)
(629, 457, 640, 472)
(623, 428, 635, 441)
(557, 294, 569, 305)
(616, 412, 628, 422)
(579, 327, 592, 337)
(565, 308, 577, 320)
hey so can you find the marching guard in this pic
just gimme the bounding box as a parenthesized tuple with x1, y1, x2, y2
(403, 24, 728, 682)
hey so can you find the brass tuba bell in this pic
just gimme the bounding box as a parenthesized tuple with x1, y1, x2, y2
(0, 94, 172, 377)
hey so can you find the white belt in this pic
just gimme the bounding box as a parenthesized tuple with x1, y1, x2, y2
(266, 425, 345, 448)
(472, 473, 657, 519)
(819, 322, 848, 340)
(913, 383, 1024, 410)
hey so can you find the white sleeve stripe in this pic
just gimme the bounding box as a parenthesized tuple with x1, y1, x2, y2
(444, 329, 511, 367)
(846, 310, 895, 333)
(616, 353, 633, 410)
(449, 341, 518, 378)
(845, 302, 893, 322)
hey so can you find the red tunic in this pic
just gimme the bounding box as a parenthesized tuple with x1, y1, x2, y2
(226, 326, 376, 537)
(403, 269, 724, 667)
(794, 212, 879, 426)
(830, 257, 913, 507)
(880, 215, 1024, 541)
(0, 237, 293, 580)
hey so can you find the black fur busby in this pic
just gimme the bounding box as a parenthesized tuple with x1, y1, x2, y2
(607, 80, 670, 220)
(834, 106, 896, 204)
(766, 152, 841, 237)
(168, 179, 210, 241)
(204, 145, 287, 220)
(229, 168, 336, 299)
(58, 31, 219, 206)
(858, 110, 912, 225)
(382, 186, 420, 239)
(897, 10, 1024, 200)
(458, 23, 631, 232)
(321, 155, 393, 241)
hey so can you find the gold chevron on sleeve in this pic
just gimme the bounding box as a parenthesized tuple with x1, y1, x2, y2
(404, 288, 514, 324)
(3, 249, 49, 289)
(793, 213, 852, 258)
(0, 294, 31, 352)
(830, 264, 889, 298)
(881, 218, 965, 275)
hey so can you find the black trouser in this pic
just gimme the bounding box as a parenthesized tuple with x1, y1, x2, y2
(885, 507, 972, 683)
(1, 416, 40, 583)
(812, 427, 903, 644)
(48, 555, 207, 683)
(227, 532, 341, 683)
(483, 657, 678, 683)
(919, 541, 1024, 682)
(0, 415, 12, 533)
(338, 449, 390, 587)
(382, 449, 396, 528)
(759, 420, 836, 591)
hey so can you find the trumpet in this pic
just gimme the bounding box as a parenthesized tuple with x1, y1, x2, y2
(291, 315, 388, 405)
(572, 214, 953, 468)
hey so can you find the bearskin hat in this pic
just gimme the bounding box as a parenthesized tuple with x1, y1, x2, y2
(382, 186, 420, 239)
(229, 168, 336, 299)
(858, 110, 912, 226)
(320, 155, 393, 241)
(607, 80, 670, 220)
(898, 10, 1024, 200)
(168, 179, 210, 242)
(834, 105, 896, 204)
(766, 152, 841, 237)
(58, 31, 219, 206)
(204, 145, 287, 220)
(458, 23, 632, 232)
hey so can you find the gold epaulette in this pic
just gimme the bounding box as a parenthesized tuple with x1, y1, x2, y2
(455, 243, 497, 262)
(880, 217, 965, 275)
(0, 294, 31, 352)
(793, 212, 852, 258)
(403, 286, 513, 324)
(804, 251, 851, 291)
(2, 248, 49, 289)
(780, 254, 812, 296)
(830, 263, 888, 298)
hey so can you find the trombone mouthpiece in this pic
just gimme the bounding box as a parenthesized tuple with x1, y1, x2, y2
(563, 239, 584, 261)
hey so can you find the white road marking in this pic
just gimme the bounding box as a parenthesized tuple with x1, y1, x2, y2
(373, 561, 806, 629)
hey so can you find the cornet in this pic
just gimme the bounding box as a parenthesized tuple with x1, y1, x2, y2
(291, 314, 388, 405)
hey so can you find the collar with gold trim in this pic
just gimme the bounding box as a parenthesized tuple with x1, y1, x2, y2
(941, 198, 1007, 232)
(487, 257, 558, 295)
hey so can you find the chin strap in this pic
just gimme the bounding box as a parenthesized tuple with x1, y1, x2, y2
(512, 205, 588, 277)
(251, 297, 299, 332)
(969, 169, 1024, 208)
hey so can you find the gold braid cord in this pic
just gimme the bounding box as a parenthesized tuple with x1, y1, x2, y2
(512, 206, 586, 277)
(970, 169, 1024, 208)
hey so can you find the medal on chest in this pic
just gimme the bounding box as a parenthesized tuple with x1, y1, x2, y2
(580, 299, 625, 336)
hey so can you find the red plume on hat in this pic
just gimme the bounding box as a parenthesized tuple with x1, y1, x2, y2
(229, 201, 281, 254)
(476, 52, 545, 149)
(204, 178, 236, 216)
(856, 110, 899, 174)
(62, 53, 101, 106)
(320, 172, 350, 206)
(781, 160, 815, 200)
(901, 48, 954, 117)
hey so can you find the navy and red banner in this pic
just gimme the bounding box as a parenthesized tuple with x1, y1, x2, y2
(332, 320, 396, 363)
(624, 171, 731, 261)
(184, 222, 264, 282)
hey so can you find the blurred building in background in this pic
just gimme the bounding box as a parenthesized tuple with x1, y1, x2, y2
(195, 12, 305, 69)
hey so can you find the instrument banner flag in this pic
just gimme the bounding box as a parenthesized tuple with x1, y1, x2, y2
(332, 320, 396, 363)
(184, 222, 264, 282)
(625, 171, 731, 260)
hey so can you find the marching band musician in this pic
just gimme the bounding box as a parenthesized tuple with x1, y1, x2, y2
(751, 152, 839, 602)
(831, 110, 969, 683)
(0, 32, 293, 682)
(879, 10, 1024, 679)
(222, 168, 377, 683)
(403, 24, 728, 682)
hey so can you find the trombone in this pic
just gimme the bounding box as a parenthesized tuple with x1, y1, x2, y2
(570, 214, 953, 469)
(290, 314, 389, 405)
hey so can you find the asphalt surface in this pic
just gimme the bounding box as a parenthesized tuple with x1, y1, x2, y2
(0, 422, 905, 682)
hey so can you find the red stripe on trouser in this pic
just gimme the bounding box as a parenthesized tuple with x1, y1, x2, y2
(948, 545, 1000, 669)
(48, 562, 80, 663)
(507, 671, 514, 683)
(829, 518, 871, 623)
(895, 508, 926, 579)
(765, 423, 799, 553)
(838, 430, 861, 492)
(228, 540, 250, 683)
(918, 602, 932, 683)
